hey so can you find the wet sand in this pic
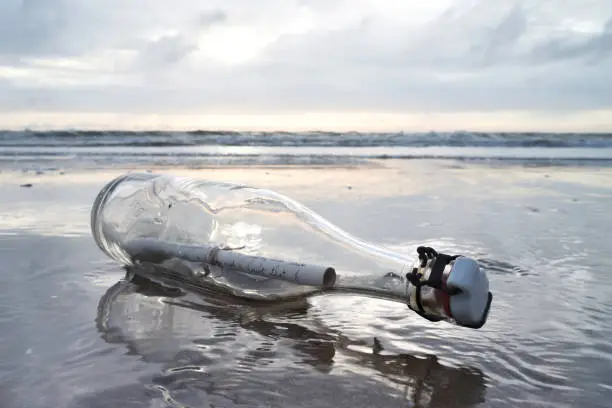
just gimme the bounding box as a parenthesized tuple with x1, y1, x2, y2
(1, 159, 612, 407)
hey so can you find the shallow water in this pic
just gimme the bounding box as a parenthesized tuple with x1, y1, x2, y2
(3, 130, 612, 171)
(1, 160, 612, 407)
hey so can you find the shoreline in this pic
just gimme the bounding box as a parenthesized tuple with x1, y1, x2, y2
(4, 158, 612, 185)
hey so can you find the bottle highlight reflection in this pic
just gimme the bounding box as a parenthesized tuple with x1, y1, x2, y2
(91, 173, 492, 329)
(95, 264, 487, 408)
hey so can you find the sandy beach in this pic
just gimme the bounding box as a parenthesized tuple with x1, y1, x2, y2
(1, 158, 612, 408)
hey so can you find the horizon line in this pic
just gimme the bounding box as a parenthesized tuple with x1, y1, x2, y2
(2, 128, 612, 135)
(1, 110, 611, 133)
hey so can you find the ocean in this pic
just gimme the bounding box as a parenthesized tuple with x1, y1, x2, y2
(2, 130, 612, 170)
(0, 130, 611, 408)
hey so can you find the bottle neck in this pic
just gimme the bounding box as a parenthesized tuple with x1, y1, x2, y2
(330, 268, 412, 303)
(325, 282, 411, 303)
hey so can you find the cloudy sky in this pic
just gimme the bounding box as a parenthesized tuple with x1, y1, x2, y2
(0, 0, 611, 131)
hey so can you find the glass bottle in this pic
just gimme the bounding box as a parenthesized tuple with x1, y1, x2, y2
(91, 172, 492, 329)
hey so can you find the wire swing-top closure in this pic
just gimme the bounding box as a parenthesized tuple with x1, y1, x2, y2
(406, 246, 493, 329)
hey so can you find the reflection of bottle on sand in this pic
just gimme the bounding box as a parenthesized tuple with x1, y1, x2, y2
(91, 173, 492, 330)
(96, 265, 487, 408)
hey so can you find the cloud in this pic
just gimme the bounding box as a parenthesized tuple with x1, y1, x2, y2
(0, 0, 611, 129)
(529, 16, 612, 64)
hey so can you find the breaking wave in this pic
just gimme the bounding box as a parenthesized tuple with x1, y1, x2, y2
(2, 130, 612, 148)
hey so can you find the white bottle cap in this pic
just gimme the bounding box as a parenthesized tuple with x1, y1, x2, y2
(446, 257, 491, 328)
